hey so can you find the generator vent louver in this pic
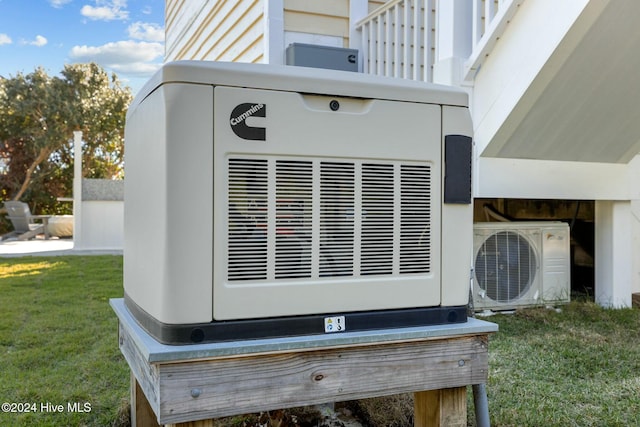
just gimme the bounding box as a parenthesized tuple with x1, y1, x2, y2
(227, 157, 431, 282)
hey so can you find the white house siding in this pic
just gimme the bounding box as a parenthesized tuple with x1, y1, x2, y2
(165, 0, 265, 63)
(284, 0, 350, 47)
(165, 0, 208, 60)
(165, 0, 391, 64)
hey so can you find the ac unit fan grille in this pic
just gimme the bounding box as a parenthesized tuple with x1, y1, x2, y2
(227, 157, 431, 281)
(475, 231, 537, 303)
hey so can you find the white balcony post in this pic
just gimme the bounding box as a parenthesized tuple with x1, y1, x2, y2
(385, 9, 392, 77)
(485, 0, 496, 25)
(433, 0, 472, 86)
(595, 200, 635, 308)
(412, 0, 421, 80)
(594, 154, 640, 307)
(393, 4, 401, 77)
(350, 0, 369, 72)
(264, 0, 284, 65)
(423, 0, 434, 82)
(403, 0, 411, 79)
(472, 0, 483, 46)
(377, 15, 384, 75)
(629, 155, 640, 300)
(370, 20, 378, 75)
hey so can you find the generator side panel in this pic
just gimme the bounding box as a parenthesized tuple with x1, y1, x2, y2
(124, 83, 214, 325)
(441, 106, 474, 307)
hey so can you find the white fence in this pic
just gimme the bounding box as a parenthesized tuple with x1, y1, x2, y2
(74, 179, 124, 251)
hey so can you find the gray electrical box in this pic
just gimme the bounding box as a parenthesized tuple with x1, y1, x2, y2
(286, 43, 359, 72)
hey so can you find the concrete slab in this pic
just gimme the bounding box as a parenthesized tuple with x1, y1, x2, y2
(0, 237, 122, 257)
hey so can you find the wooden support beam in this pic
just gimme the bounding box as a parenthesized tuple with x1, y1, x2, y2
(132, 374, 215, 427)
(131, 372, 160, 427)
(414, 387, 467, 427)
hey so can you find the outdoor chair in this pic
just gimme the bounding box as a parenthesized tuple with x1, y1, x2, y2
(1, 201, 50, 241)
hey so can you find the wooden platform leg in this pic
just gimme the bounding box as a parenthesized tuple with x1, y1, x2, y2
(131, 372, 160, 427)
(130, 371, 215, 427)
(414, 387, 467, 427)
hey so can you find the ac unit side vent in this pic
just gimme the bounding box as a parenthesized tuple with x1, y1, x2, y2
(227, 157, 431, 282)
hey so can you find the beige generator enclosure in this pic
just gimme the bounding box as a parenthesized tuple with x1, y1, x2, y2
(124, 61, 474, 344)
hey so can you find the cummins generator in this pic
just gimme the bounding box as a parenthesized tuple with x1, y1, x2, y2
(124, 61, 473, 344)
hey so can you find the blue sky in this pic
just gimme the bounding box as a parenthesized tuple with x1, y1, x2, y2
(0, 0, 164, 94)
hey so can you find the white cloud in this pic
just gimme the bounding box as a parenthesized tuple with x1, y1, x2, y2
(49, 0, 72, 8)
(19, 35, 48, 47)
(30, 35, 48, 47)
(81, 0, 129, 21)
(128, 22, 164, 42)
(110, 62, 162, 75)
(0, 33, 11, 45)
(69, 40, 163, 76)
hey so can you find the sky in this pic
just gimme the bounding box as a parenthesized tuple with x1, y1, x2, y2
(0, 0, 164, 95)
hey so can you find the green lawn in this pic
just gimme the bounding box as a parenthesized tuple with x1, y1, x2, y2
(484, 302, 640, 427)
(0, 256, 128, 427)
(1, 256, 639, 426)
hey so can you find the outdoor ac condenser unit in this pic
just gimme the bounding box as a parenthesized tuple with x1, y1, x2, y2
(472, 222, 571, 311)
(124, 61, 474, 344)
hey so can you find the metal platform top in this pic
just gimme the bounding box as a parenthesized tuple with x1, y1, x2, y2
(111, 298, 498, 363)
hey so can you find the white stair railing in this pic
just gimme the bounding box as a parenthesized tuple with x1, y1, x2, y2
(465, 0, 525, 80)
(355, 0, 435, 83)
(356, 0, 525, 84)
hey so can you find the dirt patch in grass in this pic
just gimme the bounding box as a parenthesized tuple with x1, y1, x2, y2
(342, 395, 413, 427)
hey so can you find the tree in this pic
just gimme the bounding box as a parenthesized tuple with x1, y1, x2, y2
(0, 63, 132, 217)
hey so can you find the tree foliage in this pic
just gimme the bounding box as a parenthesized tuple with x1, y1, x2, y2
(0, 63, 132, 218)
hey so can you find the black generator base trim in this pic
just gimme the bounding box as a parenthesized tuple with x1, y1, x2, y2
(124, 295, 468, 345)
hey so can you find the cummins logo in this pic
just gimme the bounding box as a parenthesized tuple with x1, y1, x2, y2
(230, 103, 266, 141)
